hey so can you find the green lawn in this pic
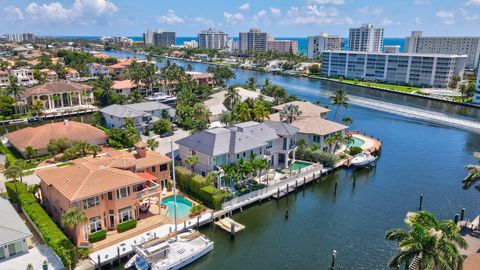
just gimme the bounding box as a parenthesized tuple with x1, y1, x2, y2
(209, 61, 235, 67)
(330, 78, 420, 93)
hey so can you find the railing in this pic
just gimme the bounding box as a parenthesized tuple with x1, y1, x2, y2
(135, 186, 160, 199)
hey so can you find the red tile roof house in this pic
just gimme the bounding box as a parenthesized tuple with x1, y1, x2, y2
(37, 142, 172, 247)
(4, 120, 107, 158)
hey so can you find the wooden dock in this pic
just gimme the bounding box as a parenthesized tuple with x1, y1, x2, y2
(272, 184, 297, 199)
(215, 217, 245, 233)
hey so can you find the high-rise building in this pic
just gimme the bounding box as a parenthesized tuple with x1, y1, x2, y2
(405, 31, 480, 69)
(239, 28, 269, 52)
(267, 40, 298, 54)
(473, 72, 480, 103)
(348, 24, 384, 52)
(152, 30, 176, 47)
(321, 51, 467, 88)
(3, 33, 35, 43)
(307, 33, 343, 59)
(197, 28, 229, 49)
(143, 29, 153, 45)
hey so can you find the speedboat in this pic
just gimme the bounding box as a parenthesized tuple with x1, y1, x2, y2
(350, 152, 377, 167)
(125, 230, 214, 270)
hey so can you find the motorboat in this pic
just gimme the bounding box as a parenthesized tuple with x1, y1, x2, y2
(125, 230, 214, 270)
(350, 152, 377, 167)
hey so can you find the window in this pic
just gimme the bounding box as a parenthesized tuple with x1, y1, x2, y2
(0, 246, 5, 260)
(151, 166, 156, 172)
(7, 241, 23, 256)
(118, 207, 132, 223)
(266, 141, 273, 149)
(160, 164, 168, 171)
(89, 216, 102, 233)
(107, 192, 113, 200)
(313, 135, 321, 143)
(72, 201, 80, 208)
(83, 196, 99, 209)
(117, 187, 130, 199)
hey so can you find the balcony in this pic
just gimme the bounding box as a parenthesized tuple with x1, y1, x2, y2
(135, 182, 161, 200)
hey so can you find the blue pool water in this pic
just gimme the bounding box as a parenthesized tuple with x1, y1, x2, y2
(162, 196, 193, 219)
(347, 137, 365, 147)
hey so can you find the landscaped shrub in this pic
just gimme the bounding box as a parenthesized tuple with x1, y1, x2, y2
(88, 230, 106, 243)
(5, 181, 76, 268)
(0, 141, 17, 167)
(189, 204, 205, 217)
(117, 219, 137, 233)
(297, 149, 340, 167)
(348, 146, 363, 156)
(175, 166, 228, 210)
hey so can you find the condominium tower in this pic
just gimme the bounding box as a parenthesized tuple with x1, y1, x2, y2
(405, 31, 480, 69)
(348, 24, 384, 52)
(307, 33, 343, 59)
(239, 28, 270, 52)
(473, 72, 480, 103)
(267, 40, 298, 54)
(321, 51, 467, 88)
(143, 29, 153, 45)
(197, 28, 229, 49)
(152, 30, 176, 47)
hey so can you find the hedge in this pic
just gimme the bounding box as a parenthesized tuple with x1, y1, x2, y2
(5, 181, 76, 268)
(0, 141, 17, 167)
(175, 166, 228, 210)
(88, 230, 106, 243)
(117, 219, 137, 233)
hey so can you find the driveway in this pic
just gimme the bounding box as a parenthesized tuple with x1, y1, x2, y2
(142, 129, 190, 157)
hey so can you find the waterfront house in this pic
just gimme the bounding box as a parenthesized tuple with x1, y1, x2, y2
(176, 121, 298, 177)
(272, 101, 330, 119)
(204, 87, 274, 122)
(112, 80, 138, 96)
(37, 143, 171, 246)
(100, 101, 174, 132)
(186, 71, 215, 87)
(86, 63, 110, 77)
(0, 197, 32, 261)
(0, 70, 9, 87)
(65, 67, 80, 80)
(108, 59, 133, 78)
(16, 81, 94, 113)
(4, 120, 107, 158)
(39, 68, 58, 81)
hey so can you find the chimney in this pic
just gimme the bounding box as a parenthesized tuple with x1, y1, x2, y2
(135, 141, 148, 158)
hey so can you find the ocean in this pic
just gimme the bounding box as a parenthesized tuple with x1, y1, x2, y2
(57, 36, 406, 54)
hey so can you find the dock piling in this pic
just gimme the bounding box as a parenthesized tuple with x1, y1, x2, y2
(230, 223, 235, 240)
(285, 210, 289, 219)
(183, 220, 186, 230)
(460, 208, 465, 221)
(454, 214, 459, 224)
(117, 246, 120, 266)
(97, 254, 101, 270)
(295, 180, 298, 191)
(286, 184, 289, 194)
(196, 216, 200, 230)
(277, 188, 280, 198)
(333, 182, 338, 196)
(419, 194, 424, 211)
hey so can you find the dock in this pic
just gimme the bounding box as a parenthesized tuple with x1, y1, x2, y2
(215, 217, 245, 233)
(272, 184, 297, 199)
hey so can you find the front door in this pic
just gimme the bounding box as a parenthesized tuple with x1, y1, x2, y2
(109, 210, 115, 229)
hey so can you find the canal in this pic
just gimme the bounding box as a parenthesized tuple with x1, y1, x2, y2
(103, 51, 480, 269)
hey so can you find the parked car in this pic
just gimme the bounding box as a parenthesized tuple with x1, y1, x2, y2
(160, 131, 174, 138)
(171, 124, 178, 131)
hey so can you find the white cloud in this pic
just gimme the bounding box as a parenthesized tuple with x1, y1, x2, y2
(435, 10, 455, 24)
(4, 5, 24, 22)
(270, 7, 281, 16)
(282, 4, 352, 25)
(308, 0, 346, 4)
(358, 6, 384, 17)
(415, 17, 422, 25)
(239, 3, 250, 11)
(157, 9, 185, 25)
(466, 0, 480, 5)
(458, 8, 479, 21)
(223, 12, 245, 24)
(23, 0, 117, 24)
(381, 17, 393, 26)
(253, 10, 267, 21)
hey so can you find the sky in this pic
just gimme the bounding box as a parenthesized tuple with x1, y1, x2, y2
(2, 0, 480, 37)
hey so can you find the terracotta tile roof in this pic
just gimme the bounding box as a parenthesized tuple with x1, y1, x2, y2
(112, 80, 137, 89)
(20, 81, 92, 98)
(186, 72, 214, 79)
(290, 117, 347, 136)
(136, 172, 158, 181)
(272, 101, 330, 116)
(5, 121, 107, 152)
(37, 161, 146, 201)
(65, 67, 78, 74)
(0, 70, 9, 75)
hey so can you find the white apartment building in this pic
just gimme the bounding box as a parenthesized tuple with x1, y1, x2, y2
(321, 51, 467, 88)
(239, 28, 270, 52)
(473, 72, 480, 103)
(307, 33, 343, 59)
(405, 31, 480, 69)
(348, 24, 384, 52)
(10, 68, 37, 86)
(143, 29, 153, 45)
(267, 40, 298, 54)
(197, 28, 229, 49)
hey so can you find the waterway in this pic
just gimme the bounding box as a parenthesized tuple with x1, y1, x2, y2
(103, 51, 480, 269)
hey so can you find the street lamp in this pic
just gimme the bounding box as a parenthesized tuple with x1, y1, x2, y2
(331, 250, 337, 270)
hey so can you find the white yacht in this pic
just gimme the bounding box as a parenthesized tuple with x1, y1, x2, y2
(145, 93, 177, 106)
(126, 230, 214, 270)
(350, 152, 377, 167)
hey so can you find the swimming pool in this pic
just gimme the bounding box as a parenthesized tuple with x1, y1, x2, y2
(162, 196, 193, 219)
(347, 137, 365, 148)
(289, 161, 312, 171)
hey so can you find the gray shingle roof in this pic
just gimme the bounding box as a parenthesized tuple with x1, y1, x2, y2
(263, 121, 299, 137)
(176, 127, 266, 156)
(100, 104, 145, 118)
(233, 121, 279, 141)
(124, 101, 171, 112)
(0, 198, 32, 246)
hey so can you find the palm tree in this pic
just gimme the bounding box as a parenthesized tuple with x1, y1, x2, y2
(236, 102, 252, 122)
(185, 155, 200, 173)
(192, 103, 211, 122)
(386, 211, 467, 269)
(61, 208, 87, 245)
(6, 76, 24, 101)
(463, 152, 480, 191)
(341, 117, 353, 126)
(224, 87, 241, 110)
(219, 111, 233, 127)
(205, 171, 218, 186)
(330, 88, 349, 121)
(279, 104, 302, 124)
(246, 77, 256, 90)
(459, 84, 468, 102)
(325, 133, 347, 153)
(252, 99, 270, 122)
(297, 139, 307, 151)
(146, 138, 159, 150)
